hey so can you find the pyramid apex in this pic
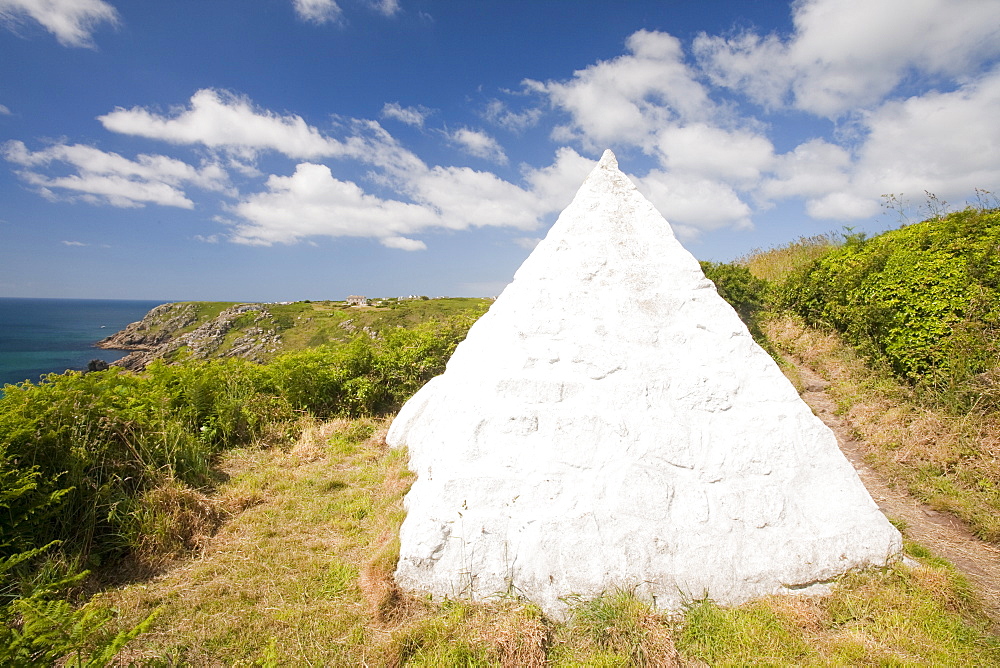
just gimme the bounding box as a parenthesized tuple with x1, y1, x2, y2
(598, 149, 618, 169)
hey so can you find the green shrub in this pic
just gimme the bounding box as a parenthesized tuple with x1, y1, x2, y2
(783, 207, 1000, 406)
(0, 308, 479, 574)
(270, 315, 474, 417)
(701, 261, 771, 347)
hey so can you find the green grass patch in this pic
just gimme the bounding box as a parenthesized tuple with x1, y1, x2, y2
(676, 562, 999, 666)
(677, 597, 814, 664)
(87, 417, 1000, 666)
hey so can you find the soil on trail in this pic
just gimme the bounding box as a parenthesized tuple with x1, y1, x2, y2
(788, 355, 1000, 624)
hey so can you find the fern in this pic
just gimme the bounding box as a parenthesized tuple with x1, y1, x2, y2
(2, 596, 158, 666)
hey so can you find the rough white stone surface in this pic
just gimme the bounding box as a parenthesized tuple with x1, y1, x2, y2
(388, 150, 902, 619)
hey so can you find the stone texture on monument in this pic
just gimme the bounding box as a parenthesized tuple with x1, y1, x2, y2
(388, 150, 902, 618)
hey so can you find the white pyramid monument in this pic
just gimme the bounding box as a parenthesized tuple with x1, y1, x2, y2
(388, 150, 901, 617)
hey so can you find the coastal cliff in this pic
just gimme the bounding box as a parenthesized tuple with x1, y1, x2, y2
(97, 298, 491, 371)
(97, 302, 283, 370)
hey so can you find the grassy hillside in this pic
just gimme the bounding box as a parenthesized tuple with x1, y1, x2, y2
(0, 311, 479, 663)
(732, 207, 1000, 543)
(270, 298, 491, 354)
(102, 297, 491, 367)
(5, 209, 1000, 663)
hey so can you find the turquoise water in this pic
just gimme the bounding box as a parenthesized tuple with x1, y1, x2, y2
(0, 298, 166, 387)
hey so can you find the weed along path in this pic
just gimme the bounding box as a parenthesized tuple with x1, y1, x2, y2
(784, 351, 1000, 624)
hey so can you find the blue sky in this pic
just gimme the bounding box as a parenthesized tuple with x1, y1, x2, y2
(2, 0, 999, 301)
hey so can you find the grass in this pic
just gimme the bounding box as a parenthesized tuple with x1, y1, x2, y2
(90, 417, 1000, 665)
(737, 233, 840, 283)
(764, 313, 1000, 542)
(98, 417, 412, 665)
(676, 556, 1000, 666)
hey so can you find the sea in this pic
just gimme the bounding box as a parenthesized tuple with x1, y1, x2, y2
(0, 298, 166, 388)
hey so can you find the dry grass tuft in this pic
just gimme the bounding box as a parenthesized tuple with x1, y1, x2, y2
(473, 602, 551, 667)
(133, 479, 224, 567)
(765, 595, 827, 634)
(553, 589, 681, 666)
(739, 233, 840, 283)
(289, 417, 351, 462)
(361, 532, 409, 623)
(379, 599, 552, 668)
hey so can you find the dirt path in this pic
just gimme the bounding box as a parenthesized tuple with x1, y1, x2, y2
(788, 355, 1000, 623)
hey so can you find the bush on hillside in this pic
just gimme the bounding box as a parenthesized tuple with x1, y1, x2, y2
(0, 315, 476, 580)
(701, 261, 771, 347)
(783, 207, 1000, 405)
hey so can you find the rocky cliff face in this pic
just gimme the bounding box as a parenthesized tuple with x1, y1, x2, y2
(98, 302, 283, 370)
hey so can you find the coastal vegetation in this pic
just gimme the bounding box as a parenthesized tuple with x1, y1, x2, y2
(0, 305, 480, 663)
(737, 205, 1000, 543)
(101, 297, 491, 370)
(3, 205, 1000, 663)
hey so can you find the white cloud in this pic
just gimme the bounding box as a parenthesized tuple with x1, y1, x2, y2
(0, 0, 119, 48)
(347, 117, 430, 175)
(654, 123, 774, 186)
(853, 69, 1000, 198)
(695, 0, 1000, 117)
(447, 128, 507, 163)
(521, 146, 594, 211)
(755, 67, 1000, 221)
(0, 103, 10, 115)
(23, 171, 193, 208)
(88, 89, 588, 247)
(292, 0, 399, 23)
(3, 140, 231, 208)
(368, 0, 400, 17)
(805, 191, 880, 220)
(483, 99, 542, 132)
(292, 0, 341, 25)
(97, 90, 432, 182)
(381, 235, 426, 251)
(527, 30, 713, 149)
(523, 30, 765, 234)
(227, 162, 438, 248)
(521, 17, 999, 232)
(99, 89, 351, 160)
(634, 170, 753, 238)
(381, 102, 429, 127)
(760, 139, 852, 201)
(224, 145, 601, 249)
(61, 239, 87, 246)
(408, 165, 541, 229)
(96, 89, 544, 241)
(692, 32, 792, 111)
